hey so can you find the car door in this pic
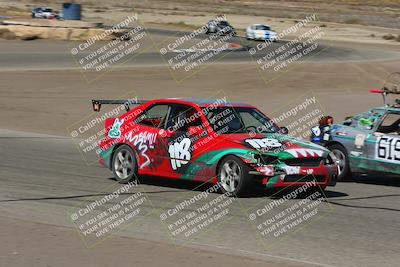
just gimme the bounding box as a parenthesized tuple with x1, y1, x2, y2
(364, 111, 400, 175)
(128, 103, 173, 177)
(161, 103, 213, 181)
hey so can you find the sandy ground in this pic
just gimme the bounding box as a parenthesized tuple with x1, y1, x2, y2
(0, 54, 398, 137)
(1, 216, 294, 267)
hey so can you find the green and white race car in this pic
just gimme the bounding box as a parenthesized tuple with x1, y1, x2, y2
(311, 73, 400, 180)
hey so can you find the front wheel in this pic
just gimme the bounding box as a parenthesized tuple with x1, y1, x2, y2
(217, 156, 252, 197)
(112, 145, 138, 183)
(329, 144, 350, 181)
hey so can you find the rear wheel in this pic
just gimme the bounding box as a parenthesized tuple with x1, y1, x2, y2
(217, 156, 252, 197)
(112, 145, 138, 183)
(329, 144, 350, 181)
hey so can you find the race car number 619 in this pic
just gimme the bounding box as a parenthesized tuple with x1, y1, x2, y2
(376, 136, 400, 162)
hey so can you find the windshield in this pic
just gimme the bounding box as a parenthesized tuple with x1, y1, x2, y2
(218, 21, 230, 26)
(350, 109, 385, 130)
(255, 25, 271, 30)
(203, 107, 280, 134)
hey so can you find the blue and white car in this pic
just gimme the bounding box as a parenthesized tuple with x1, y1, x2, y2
(246, 24, 277, 41)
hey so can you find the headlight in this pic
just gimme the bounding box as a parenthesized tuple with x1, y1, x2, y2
(251, 153, 278, 165)
(250, 153, 261, 164)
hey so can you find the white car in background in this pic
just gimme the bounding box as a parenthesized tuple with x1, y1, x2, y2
(31, 7, 57, 19)
(246, 24, 277, 41)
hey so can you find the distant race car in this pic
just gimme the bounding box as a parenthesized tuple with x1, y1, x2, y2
(92, 98, 338, 196)
(205, 20, 236, 36)
(246, 24, 277, 41)
(311, 73, 400, 180)
(31, 7, 57, 19)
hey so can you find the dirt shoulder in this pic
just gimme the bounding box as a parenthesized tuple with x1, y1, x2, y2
(1, 1, 400, 45)
(7, 0, 400, 28)
(0, 56, 398, 137)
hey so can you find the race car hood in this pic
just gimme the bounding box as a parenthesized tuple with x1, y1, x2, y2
(222, 133, 329, 159)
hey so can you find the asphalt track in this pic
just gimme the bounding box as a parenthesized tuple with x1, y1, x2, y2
(0, 129, 399, 267)
(0, 28, 399, 71)
(1, 27, 400, 267)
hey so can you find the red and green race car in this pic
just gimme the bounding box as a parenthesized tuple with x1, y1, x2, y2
(92, 98, 338, 196)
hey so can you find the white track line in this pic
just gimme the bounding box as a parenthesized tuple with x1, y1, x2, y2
(191, 241, 338, 267)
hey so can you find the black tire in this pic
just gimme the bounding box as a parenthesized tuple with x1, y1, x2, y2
(329, 144, 350, 181)
(217, 155, 253, 197)
(111, 145, 138, 184)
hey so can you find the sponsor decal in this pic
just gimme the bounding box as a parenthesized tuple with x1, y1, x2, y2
(355, 134, 366, 148)
(375, 136, 400, 163)
(169, 138, 192, 170)
(124, 131, 157, 168)
(311, 126, 321, 137)
(311, 126, 330, 141)
(302, 169, 314, 175)
(286, 148, 324, 158)
(108, 118, 124, 139)
(283, 166, 300, 175)
(245, 138, 282, 149)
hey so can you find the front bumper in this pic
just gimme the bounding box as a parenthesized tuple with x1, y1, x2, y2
(249, 163, 337, 188)
(255, 34, 276, 41)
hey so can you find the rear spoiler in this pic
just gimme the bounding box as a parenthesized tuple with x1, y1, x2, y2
(92, 99, 148, 112)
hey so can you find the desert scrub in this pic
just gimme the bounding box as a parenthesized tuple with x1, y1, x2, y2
(382, 34, 395, 40)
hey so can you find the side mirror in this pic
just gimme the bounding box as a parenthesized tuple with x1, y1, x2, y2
(188, 126, 203, 136)
(159, 129, 174, 138)
(279, 127, 289, 134)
